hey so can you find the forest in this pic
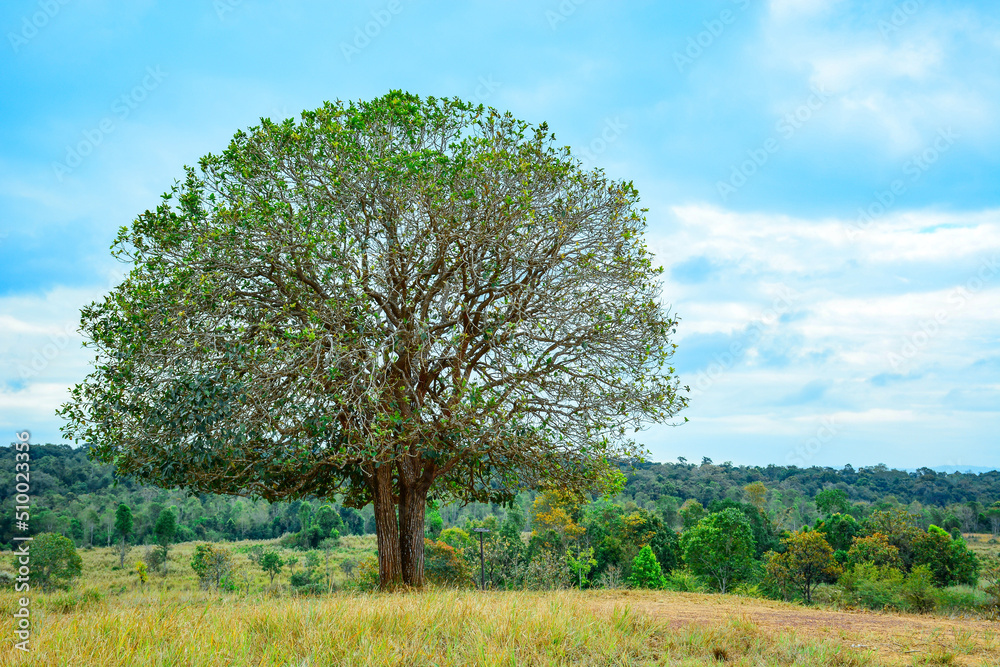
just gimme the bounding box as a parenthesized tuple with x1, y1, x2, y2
(3, 444, 999, 550)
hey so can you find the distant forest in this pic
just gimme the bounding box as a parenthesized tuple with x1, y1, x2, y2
(2, 445, 999, 549)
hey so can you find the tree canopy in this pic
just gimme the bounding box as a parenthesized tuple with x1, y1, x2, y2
(60, 91, 687, 587)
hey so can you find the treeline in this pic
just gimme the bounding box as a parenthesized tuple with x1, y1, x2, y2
(3, 445, 1000, 551)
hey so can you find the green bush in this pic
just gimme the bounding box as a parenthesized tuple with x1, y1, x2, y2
(900, 565, 936, 613)
(837, 563, 905, 610)
(932, 586, 988, 613)
(424, 539, 473, 588)
(627, 545, 665, 589)
(663, 568, 708, 592)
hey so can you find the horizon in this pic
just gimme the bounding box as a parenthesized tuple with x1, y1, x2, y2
(2, 1, 999, 469)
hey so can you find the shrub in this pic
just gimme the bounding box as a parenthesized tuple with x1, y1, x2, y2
(847, 533, 902, 570)
(664, 568, 708, 593)
(425, 539, 473, 588)
(521, 549, 572, 590)
(901, 565, 936, 613)
(982, 556, 1000, 607)
(627, 545, 665, 589)
(15, 533, 82, 591)
(351, 556, 380, 592)
(837, 563, 904, 610)
(190, 543, 233, 590)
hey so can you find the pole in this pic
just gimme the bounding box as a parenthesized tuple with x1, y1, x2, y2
(479, 531, 485, 590)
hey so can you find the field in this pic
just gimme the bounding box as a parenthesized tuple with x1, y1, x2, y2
(1, 539, 998, 666)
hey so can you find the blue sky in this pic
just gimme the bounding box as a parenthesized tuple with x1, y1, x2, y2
(2, 0, 998, 469)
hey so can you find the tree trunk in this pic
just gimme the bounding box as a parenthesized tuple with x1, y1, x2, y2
(398, 482, 429, 587)
(371, 464, 403, 589)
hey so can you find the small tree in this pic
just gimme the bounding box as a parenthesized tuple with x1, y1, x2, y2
(134, 559, 148, 587)
(114, 503, 134, 569)
(743, 482, 768, 513)
(154, 508, 178, 575)
(191, 543, 233, 590)
(765, 530, 841, 603)
(315, 505, 344, 538)
(814, 489, 849, 517)
(628, 544, 665, 589)
(260, 550, 284, 585)
(680, 508, 755, 593)
(20, 533, 82, 591)
(847, 532, 902, 570)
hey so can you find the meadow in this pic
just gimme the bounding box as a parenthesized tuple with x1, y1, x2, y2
(1, 539, 998, 666)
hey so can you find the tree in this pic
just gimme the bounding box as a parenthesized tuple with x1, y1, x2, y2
(260, 550, 284, 585)
(743, 482, 768, 513)
(154, 507, 178, 575)
(814, 489, 849, 517)
(628, 544, 665, 589)
(315, 504, 344, 538)
(114, 503, 134, 569)
(18, 533, 82, 591)
(815, 512, 860, 553)
(679, 499, 706, 530)
(765, 530, 841, 603)
(60, 91, 686, 589)
(911, 525, 979, 587)
(190, 543, 233, 589)
(680, 508, 756, 593)
(847, 532, 902, 570)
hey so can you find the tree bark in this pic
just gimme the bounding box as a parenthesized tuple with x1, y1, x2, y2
(398, 481, 429, 587)
(371, 464, 403, 589)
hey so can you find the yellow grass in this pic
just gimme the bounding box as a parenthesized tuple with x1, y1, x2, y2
(0, 543, 996, 666)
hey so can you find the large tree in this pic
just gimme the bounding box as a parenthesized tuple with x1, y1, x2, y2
(60, 91, 686, 588)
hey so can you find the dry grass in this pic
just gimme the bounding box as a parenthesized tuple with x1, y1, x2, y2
(0, 588, 880, 666)
(0, 543, 997, 665)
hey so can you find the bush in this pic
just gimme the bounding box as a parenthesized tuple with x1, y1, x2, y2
(424, 539, 473, 588)
(901, 565, 936, 613)
(190, 543, 233, 590)
(628, 545, 665, 589)
(521, 549, 572, 590)
(837, 563, 904, 610)
(664, 568, 708, 593)
(15, 533, 82, 591)
(350, 556, 380, 592)
(933, 586, 988, 614)
(983, 556, 1000, 607)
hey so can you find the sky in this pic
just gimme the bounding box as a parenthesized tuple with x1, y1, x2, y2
(1, 0, 998, 470)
